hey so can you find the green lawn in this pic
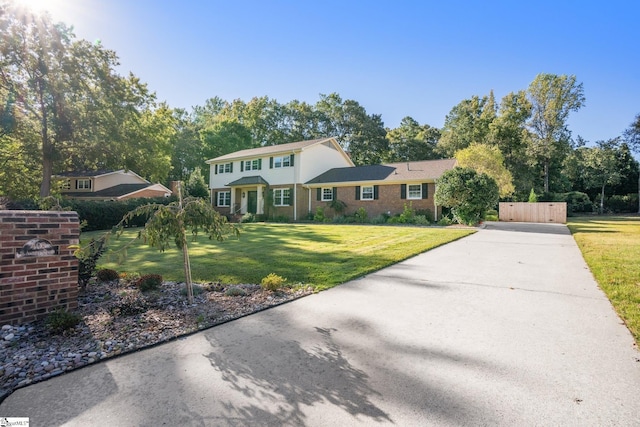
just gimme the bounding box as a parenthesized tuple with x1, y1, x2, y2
(568, 216, 640, 345)
(87, 223, 474, 291)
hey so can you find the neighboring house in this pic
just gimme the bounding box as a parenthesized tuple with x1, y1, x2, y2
(206, 137, 457, 221)
(306, 159, 457, 220)
(206, 137, 354, 221)
(54, 170, 172, 201)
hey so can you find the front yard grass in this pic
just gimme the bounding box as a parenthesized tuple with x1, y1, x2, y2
(86, 223, 474, 291)
(568, 216, 640, 345)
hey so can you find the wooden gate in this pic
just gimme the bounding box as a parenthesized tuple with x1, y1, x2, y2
(498, 202, 567, 224)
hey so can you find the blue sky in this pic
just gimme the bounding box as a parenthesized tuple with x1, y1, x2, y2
(38, 0, 639, 144)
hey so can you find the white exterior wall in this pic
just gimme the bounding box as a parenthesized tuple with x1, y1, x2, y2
(298, 143, 352, 182)
(209, 143, 352, 190)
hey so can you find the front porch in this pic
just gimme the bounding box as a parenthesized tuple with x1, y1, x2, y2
(226, 176, 269, 217)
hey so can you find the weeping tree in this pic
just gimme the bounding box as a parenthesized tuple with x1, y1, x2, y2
(118, 183, 238, 303)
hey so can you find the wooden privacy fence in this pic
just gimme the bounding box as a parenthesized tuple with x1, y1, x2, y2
(498, 202, 567, 224)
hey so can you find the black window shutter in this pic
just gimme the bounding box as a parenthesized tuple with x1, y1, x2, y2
(270, 189, 274, 206)
(214, 192, 218, 206)
(290, 154, 295, 166)
(230, 163, 233, 173)
(374, 185, 379, 200)
(332, 187, 337, 200)
(422, 183, 428, 199)
(75, 180, 78, 190)
(316, 188, 321, 201)
(289, 187, 294, 205)
(258, 159, 262, 170)
(355, 186, 361, 200)
(214, 164, 218, 175)
(270, 157, 273, 168)
(241, 162, 244, 172)
(401, 184, 406, 199)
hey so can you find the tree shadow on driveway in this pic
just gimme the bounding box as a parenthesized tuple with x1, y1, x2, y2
(204, 326, 392, 426)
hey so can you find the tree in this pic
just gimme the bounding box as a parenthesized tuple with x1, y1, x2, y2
(0, 3, 160, 196)
(437, 92, 497, 157)
(119, 183, 238, 303)
(185, 168, 209, 199)
(455, 143, 515, 197)
(526, 74, 585, 193)
(386, 116, 441, 162)
(434, 167, 499, 226)
(624, 113, 640, 213)
(488, 91, 535, 198)
(315, 93, 389, 165)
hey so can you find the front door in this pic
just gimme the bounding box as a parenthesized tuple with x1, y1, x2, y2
(248, 191, 257, 214)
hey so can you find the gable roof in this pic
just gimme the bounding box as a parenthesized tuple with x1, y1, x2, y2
(306, 159, 457, 185)
(226, 176, 270, 186)
(54, 169, 149, 182)
(63, 183, 151, 198)
(205, 137, 351, 164)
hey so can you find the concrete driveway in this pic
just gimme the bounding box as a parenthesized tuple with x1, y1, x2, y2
(2, 222, 639, 426)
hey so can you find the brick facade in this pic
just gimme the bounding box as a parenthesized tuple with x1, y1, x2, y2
(310, 183, 439, 219)
(0, 211, 80, 324)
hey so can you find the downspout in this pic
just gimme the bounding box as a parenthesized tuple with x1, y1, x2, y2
(293, 150, 298, 221)
(434, 182, 438, 222)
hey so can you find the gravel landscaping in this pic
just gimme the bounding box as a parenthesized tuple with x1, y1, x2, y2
(0, 279, 312, 400)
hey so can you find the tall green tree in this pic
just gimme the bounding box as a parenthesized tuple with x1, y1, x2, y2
(624, 113, 640, 213)
(437, 91, 497, 157)
(315, 93, 389, 165)
(0, 3, 161, 196)
(526, 73, 585, 193)
(386, 116, 441, 162)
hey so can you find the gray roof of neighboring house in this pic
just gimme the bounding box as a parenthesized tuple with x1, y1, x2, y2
(206, 138, 336, 163)
(63, 184, 153, 198)
(306, 159, 457, 185)
(226, 176, 270, 186)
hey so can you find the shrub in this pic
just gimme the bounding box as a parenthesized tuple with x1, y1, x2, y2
(180, 284, 204, 297)
(96, 268, 119, 282)
(135, 274, 163, 292)
(541, 191, 593, 214)
(110, 294, 149, 316)
(607, 193, 639, 213)
(528, 188, 538, 203)
(314, 206, 326, 222)
(371, 213, 390, 224)
(437, 216, 455, 226)
(240, 212, 255, 223)
(261, 273, 287, 291)
(415, 209, 434, 223)
(354, 207, 368, 223)
(225, 286, 247, 296)
(414, 215, 430, 225)
(272, 215, 290, 223)
(46, 310, 82, 334)
(75, 237, 107, 289)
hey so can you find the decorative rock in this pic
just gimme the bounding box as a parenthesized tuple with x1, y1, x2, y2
(87, 352, 97, 358)
(3, 334, 14, 341)
(1, 325, 12, 331)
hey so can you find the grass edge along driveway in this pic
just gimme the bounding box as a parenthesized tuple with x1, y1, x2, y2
(88, 223, 475, 291)
(568, 216, 640, 346)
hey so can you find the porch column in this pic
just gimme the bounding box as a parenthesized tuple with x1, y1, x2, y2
(257, 185, 264, 215)
(229, 188, 236, 214)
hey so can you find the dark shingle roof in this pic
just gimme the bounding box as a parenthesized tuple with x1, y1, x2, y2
(226, 176, 270, 186)
(55, 170, 116, 178)
(306, 159, 457, 185)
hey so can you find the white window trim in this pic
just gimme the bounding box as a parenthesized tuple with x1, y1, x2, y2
(274, 156, 291, 168)
(408, 184, 422, 200)
(217, 191, 231, 207)
(361, 186, 374, 200)
(219, 163, 232, 174)
(321, 188, 333, 202)
(274, 188, 290, 206)
(77, 179, 91, 190)
(244, 159, 260, 171)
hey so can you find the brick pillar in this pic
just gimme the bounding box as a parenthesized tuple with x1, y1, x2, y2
(0, 210, 80, 324)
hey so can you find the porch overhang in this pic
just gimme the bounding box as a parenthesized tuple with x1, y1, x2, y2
(225, 176, 269, 187)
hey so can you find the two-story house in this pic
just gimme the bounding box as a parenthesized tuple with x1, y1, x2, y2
(206, 137, 353, 220)
(207, 137, 457, 221)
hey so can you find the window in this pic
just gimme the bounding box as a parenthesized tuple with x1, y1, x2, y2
(217, 163, 232, 174)
(274, 156, 291, 168)
(322, 188, 333, 201)
(244, 159, 261, 171)
(408, 184, 422, 199)
(77, 179, 91, 190)
(59, 179, 71, 190)
(361, 186, 374, 200)
(217, 191, 231, 207)
(273, 188, 291, 206)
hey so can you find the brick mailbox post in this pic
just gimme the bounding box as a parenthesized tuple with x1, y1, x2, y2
(0, 211, 80, 324)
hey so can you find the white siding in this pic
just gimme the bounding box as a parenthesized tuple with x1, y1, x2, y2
(299, 142, 352, 182)
(94, 171, 147, 191)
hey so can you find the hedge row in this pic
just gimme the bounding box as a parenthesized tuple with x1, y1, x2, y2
(3, 197, 176, 231)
